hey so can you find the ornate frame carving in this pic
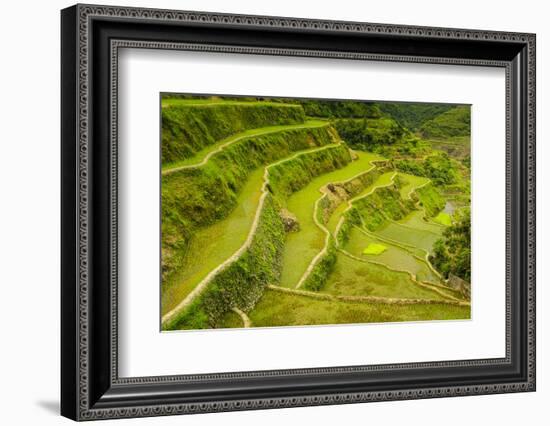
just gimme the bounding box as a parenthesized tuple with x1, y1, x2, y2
(61, 4, 535, 421)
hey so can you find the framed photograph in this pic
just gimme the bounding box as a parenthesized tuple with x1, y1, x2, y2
(61, 4, 536, 421)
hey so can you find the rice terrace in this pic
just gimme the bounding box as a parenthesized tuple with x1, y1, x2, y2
(160, 94, 472, 331)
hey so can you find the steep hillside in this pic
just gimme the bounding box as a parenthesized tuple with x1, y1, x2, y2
(419, 106, 471, 139)
(377, 102, 456, 131)
(161, 99, 306, 165)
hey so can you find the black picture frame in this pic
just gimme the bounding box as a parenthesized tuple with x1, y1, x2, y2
(61, 4, 536, 421)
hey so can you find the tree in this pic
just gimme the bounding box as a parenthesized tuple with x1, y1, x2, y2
(430, 208, 471, 282)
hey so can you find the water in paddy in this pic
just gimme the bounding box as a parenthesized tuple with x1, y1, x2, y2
(443, 200, 455, 215)
(279, 151, 381, 288)
(345, 227, 440, 283)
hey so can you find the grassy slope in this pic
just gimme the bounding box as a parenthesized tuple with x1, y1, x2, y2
(163, 120, 327, 171)
(162, 142, 347, 315)
(162, 99, 304, 107)
(419, 106, 471, 139)
(376, 102, 457, 131)
(398, 210, 445, 234)
(161, 125, 336, 287)
(161, 100, 306, 164)
(279, 151, 381, 288)
(229, 288, 469, 328)
(398, 173, 430, 199)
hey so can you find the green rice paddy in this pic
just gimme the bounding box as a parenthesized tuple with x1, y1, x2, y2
(219, 289, 469, 328)
(434, 211, 452, 226)
(362, 243, 387, 255)
(279, 151, 381, 288)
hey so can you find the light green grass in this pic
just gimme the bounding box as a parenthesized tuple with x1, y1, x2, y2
(398, 210, 444, 234)
(346, 228, 439, 283)
(434, 212, 452, 226)
(322, 252, 445, 300)
(374, 221, 442, 253)
(233, 289, 470, 328)
(362, 243, 387, 255)
(161, 143, 345, 315)
(397, 173, 430, 199)
(279, 151, 382, 288)
(162, 120, 327, 171)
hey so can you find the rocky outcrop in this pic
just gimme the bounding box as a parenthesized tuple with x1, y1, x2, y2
(280, 208, 300, 233)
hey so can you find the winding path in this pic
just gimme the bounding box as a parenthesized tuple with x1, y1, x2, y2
(231, 307, 252, 328)
(293, 166, 393, 289)
(162, 121, 328, 175)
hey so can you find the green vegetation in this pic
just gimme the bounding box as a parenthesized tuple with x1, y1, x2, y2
(269, 98, 383, 119)
(434, 212, 452, 226)
(415, 182, 446, 217)
(334, 118, 405, 151)
(396, 152, 459, 186)
(160, 95, 471, 330)
(431, 208, 471, 281)
(347, 229, 438, 283)
(161, 124, 336, 288)
(419, 105, 471, 139)
(164, 194, 285, 330)
(363, 243, 387, 255)
(278, 151, 380, 288)
(163, 120, 328, 171)
(161, 99, 306, 164)
(377, 102, 456, 131)
(223, 288, 469, 328)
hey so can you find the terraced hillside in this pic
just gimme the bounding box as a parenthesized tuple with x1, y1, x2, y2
(161, 95, 471, 331)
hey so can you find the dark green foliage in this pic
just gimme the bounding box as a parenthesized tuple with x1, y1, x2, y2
(415, 183, 446, 217)
(289, 100, 382, 118)
(395, 152, 458, 186)
(377, 102, 457, 131)
(164, 195, 286, 330)
(268, 144, 352, 198)
(334, 118, 405, 151)
(161, 126, 335, 280)
(431, 208, 471, 281)
(419, 106, 471, 139)
(337, 208, 362, 246)
(161, 103, 306, 164)
(303, 240, 338, 291)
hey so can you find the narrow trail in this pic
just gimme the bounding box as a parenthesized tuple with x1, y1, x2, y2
(231, 307, 252, 328)
(162, 121, 328, 175)
(277, 152, 382, 288)
(294, 160, 388, 289)
(161, 142, 344, 326)
(268, 284, 468, 306)
(333, 171, 398, 246)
